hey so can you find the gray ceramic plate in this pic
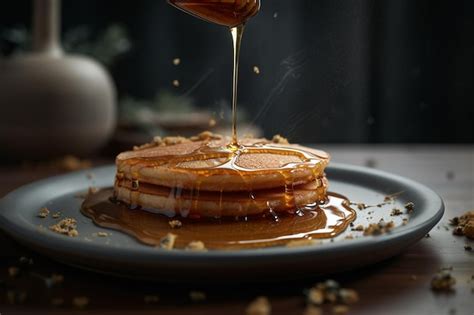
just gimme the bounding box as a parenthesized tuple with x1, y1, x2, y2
(0, 164, 443, 282)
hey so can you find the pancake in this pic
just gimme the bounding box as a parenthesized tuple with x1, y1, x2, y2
(116, 132, 330, 192)
(115, 177, 328, 218)
(114, 132, 330, 218)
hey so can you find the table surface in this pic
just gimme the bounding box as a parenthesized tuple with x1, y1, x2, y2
(0, 145, 473, 315)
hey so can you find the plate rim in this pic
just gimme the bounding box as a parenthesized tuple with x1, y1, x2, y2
(0, 163, 444, 262)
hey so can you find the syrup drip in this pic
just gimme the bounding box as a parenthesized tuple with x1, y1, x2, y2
(168, 0, 260, 147)
(82, 189, 356, 250)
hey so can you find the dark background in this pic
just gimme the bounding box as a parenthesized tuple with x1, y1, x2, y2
(1, 0, 473, 143)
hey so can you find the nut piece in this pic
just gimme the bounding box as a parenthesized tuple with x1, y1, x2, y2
(307, 287, 324, 305)
(51, 211, 61, 219)
(404, 202, 415, 213)
(431, 270, 456, 291)
(271, 134, 289, 144)
(363, 220, 395, 236)
(246, 296, 271, 315)
(306, 280, 359, 308)
(390, 208, 403, 216)
(450, 211, 474, 239)
(463, 221, 474, 239)
(168, 220, 182, 229)
(38, 207, 50, 218)
(159, 233, 177, 250)
(49, 218, 79, 237)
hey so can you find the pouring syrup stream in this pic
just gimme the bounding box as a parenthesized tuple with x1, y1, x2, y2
(168, 0, 260, 149)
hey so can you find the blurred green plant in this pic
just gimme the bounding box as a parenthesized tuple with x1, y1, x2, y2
(119, 90, 197, 124)
(0, 24, 131, 66)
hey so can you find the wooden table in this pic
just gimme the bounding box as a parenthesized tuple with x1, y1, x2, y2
(0, 145, 473, 314)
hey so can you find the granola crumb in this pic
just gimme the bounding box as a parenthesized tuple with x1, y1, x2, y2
(97, 232, 108, 237)
(49, 218, 79, 237)
(363, 220, 395, 236)
(38, 207, 50, 218)
(390, 208, 403, 216)
(253, 65, 261, 74)
(189, 291, 206, 302)
(431, 270, 456, 291)
(51, 297, 64, 306)
(185, 240, 207, 251)
(51, 211, 61, 219)
(144, 295, 160, 304)
(159, 233, 177, 250)
(402, 218, 409, 225)
(404, 202, 415, 213)
(286, 238, 314, 248)
(307, 287, 324, 305)
(8, 266, 19, 277)
(169, 220, 182, 229)
(246, 296, 271, 315)
(352, 224, 364, 231)
(271, 134, 289, 144)
(72, 296, 89, 309)
(306, 280, 359, 307)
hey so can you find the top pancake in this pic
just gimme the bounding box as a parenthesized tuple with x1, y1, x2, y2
(116, 132, 330, 192)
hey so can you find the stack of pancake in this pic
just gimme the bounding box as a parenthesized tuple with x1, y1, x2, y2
(114, 132, 330, 218)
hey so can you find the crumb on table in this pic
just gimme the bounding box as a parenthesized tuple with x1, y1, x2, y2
(49, 218, 78, 237)
(246, 296, 271, 315)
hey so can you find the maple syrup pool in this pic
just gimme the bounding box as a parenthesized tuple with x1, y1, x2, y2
(81, 188, 356, 250)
